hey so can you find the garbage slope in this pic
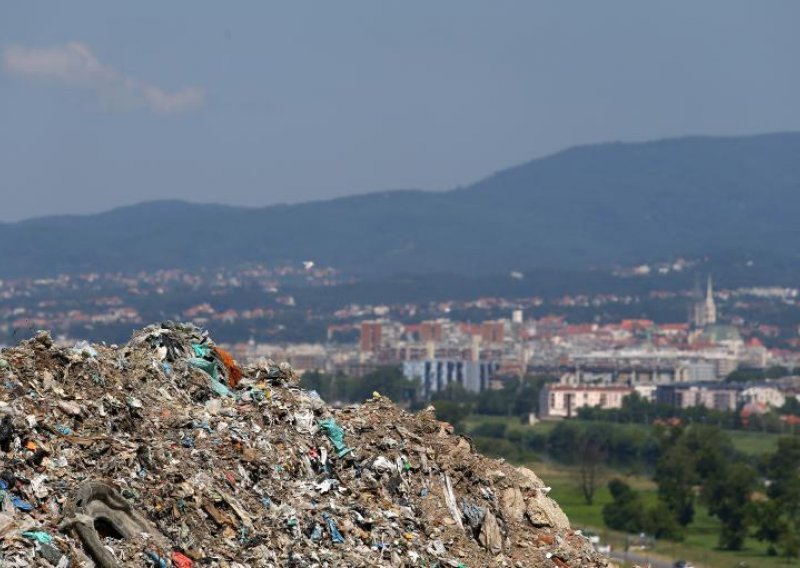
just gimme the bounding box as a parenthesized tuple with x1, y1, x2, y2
(0, 324, 609, 567)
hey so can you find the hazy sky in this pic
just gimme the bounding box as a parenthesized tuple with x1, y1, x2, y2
(2, 2, 799, 221)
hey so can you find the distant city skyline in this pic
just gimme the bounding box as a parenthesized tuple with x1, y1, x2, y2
(2, 2, 800, 221)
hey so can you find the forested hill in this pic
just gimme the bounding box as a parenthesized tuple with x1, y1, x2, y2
(2, 132, 800, 277)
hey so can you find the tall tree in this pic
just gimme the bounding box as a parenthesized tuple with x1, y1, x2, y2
(755, 437, 800, 558)
(752, 500, 787, 556)
(654, 424, 733, 528)
(655, 443, 697, 526)
(703, 463, 756, 550)
(602, 479, 646, 533)
(766, 437, 800, 520)
(579, 430, 607, 505)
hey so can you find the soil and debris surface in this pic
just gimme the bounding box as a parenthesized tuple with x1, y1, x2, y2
(0, 323, 611, 567)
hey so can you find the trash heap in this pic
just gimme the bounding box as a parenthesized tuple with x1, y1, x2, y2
(0, 323, 610, 567)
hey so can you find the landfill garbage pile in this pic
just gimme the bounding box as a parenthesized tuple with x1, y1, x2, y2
(0, 323, 611, 567)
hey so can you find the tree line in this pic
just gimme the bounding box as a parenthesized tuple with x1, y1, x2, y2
(577, 391, 800, 436)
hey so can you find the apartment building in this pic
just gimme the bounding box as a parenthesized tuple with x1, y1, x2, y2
(539, 385, 633, 419)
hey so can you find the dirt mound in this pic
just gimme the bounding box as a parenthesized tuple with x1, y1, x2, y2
(0, 324, 610, 567)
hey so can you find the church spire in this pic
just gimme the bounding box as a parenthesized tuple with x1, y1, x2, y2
(704, 275, 717, 325)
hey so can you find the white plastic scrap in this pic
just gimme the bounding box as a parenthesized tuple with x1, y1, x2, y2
(371, 456, 397, 474)
(293, 409, 316, 435)
(441, 474, 464, 530)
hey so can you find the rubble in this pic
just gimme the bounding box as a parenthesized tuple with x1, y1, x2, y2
(0, 323, 610, 567)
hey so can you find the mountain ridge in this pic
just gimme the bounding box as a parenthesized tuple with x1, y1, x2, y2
(9, 131, 798, 226)
(3, 131, 800, 278)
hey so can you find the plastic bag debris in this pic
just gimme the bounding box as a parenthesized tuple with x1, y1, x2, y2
(318, 417, 354, 458)
(322, 511, 345, 544)
(11, 496, 34, 512)
(71, 340, 98, 358)
(171, 551, 193, 568)
(213, 345, 242, 387)
(460, 500, 486, 530)
(21, 530, 53, 544)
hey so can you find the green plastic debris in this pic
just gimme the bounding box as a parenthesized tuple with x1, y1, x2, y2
(0, 358, 8, 369)
(210, 377, 233, 398)
(188, 358, 232, 397)
(318, 418, 354, 458)
(22, 530, 53, 544)
(191, 343, 211, 357)
(188, 357, 219, 380)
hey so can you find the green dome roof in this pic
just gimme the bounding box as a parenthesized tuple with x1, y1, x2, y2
(699, 324, 742, 343)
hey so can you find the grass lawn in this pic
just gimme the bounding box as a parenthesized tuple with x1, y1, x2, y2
(728, 429, 781, 456)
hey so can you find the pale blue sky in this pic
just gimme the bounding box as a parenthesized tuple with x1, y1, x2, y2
(2, 1, 799, 220)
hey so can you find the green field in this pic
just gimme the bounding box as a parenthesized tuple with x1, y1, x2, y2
(462, 415, 797, 567)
